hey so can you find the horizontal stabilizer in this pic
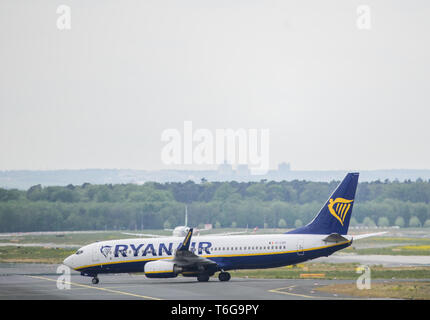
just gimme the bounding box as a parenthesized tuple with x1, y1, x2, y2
(322, 233, 348, 243)
(352, 231, 387, 240)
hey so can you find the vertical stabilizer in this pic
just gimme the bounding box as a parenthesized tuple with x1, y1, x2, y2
(287, 172, 359, 235)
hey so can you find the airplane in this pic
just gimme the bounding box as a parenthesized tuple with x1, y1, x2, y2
(63, 172, 386, 284)
(122, 205, 247, 238)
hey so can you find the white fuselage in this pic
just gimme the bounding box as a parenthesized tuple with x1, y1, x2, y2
(64, 233, 352, 274)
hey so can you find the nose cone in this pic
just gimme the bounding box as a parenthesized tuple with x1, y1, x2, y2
(63, 254, 75, 269)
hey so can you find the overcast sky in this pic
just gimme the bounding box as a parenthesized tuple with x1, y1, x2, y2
(0, 1, 429, 171)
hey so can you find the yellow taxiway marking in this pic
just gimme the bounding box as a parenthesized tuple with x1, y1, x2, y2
(27, 275, 162, 300)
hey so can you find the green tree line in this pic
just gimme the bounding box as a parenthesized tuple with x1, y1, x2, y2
(1, 179, 430, 232)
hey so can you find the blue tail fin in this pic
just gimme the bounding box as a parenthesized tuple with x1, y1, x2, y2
(178, 228, 193, 251)
(287, 172, 359, 235)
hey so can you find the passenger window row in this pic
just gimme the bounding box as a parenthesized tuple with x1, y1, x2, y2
(211, 245, 286, 251)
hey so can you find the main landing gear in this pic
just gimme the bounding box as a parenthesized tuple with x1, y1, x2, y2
(196, 271, 231, 282)
(91, 276, 99, 284)
(197, 274, 210, 282)
(218, 271, 231, 282)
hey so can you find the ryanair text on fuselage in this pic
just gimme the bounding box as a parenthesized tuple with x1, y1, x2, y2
(104, 241, 212, 258)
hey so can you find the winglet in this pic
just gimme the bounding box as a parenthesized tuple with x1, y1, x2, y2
(178, 228, 193, 251)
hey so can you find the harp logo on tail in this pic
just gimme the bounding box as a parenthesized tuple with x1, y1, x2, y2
(328, 198, 354, 226)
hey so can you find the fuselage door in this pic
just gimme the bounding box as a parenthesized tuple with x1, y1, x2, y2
(92, 244, 100, 262)
(297, 239, 304, 256)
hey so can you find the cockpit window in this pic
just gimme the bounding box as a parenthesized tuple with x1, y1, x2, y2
(75, 250, 84, 255)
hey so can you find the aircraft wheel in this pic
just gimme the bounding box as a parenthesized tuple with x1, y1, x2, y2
(218, 272, 231, 282)
(92, 277, 99, 285)
(197, 274, 210, 282)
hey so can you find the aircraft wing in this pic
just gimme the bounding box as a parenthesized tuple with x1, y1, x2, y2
(171, 228, 218, 273)
(351, 231, 388, 240)
(121, 232, 165, 238)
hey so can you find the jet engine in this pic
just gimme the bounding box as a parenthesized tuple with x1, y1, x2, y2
(144, 260, 183, 278)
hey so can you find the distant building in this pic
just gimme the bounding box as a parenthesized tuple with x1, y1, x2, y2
(217, 161, 234, 176)
(236, 164, 251, 176)
(278, 162, 291, 172)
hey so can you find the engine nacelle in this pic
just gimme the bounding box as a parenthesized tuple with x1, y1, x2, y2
(144, 260, 182, 278)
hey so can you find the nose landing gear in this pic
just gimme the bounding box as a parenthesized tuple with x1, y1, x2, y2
(81, 271, 100, 285)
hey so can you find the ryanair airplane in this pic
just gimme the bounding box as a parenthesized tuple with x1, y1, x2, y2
(63, 172, 384, 284)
